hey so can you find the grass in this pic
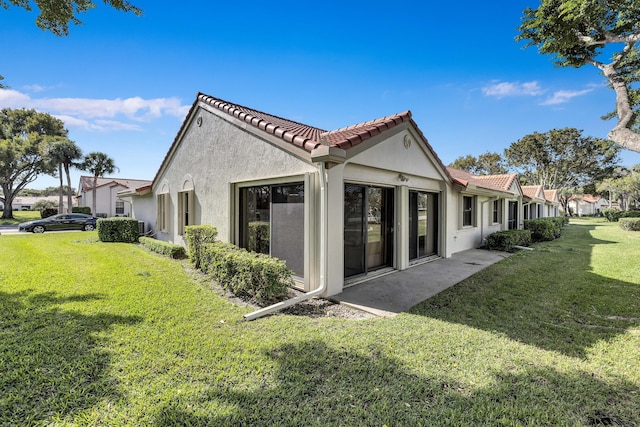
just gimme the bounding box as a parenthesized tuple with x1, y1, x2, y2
(0, 219, 638, 426)
(0, 210, 40, 225)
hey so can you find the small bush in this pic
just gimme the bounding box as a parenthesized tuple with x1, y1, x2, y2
(619, 218, 640, 231)
(40, 208, 58, 218)
(97, 217, 140, 243)
(73, 206, 92, 215)
(184, 225, 218, 269)
(524, 218, 563, 242)
(603, 208, 622, 222)
(140, 236, 187, 259)
(485, 230, 532, 252)
(248, 222, 270, 254)
(201, 241, 291, 305)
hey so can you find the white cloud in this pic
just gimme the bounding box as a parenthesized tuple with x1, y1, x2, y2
(482, 81, 545, 98)
(539, 89, 593, 105)
(0, 88, 190, 131)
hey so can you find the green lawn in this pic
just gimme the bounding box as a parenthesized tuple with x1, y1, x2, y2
(1, 220, 638, 426)
(0, 210, 41, 225)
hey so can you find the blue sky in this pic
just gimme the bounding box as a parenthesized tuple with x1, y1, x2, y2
(1, 0, 639, 190)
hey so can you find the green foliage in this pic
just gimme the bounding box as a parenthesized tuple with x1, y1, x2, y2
(72, 206, 92, 215)
(200, 242, 292, 305)
(40, 207, 58, 218)
(603, 208, 623, 222)
(505, 128, 620, 189)
(449, 152, 508, 175)
(139, 236, 187, 259)
(524, 218, 564, 242)
(619, 217, 640, 231)
(485, 230, 532, 252)
(81, 152, 118, 216)
(184, 224, 218, 269)
(0, 0, 143, 36)
(97, 217, 139, 243)
(248, 222, 270, 254)
(32, 199, 57, 211)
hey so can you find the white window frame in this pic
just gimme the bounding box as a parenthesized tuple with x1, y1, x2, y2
(178, 190, 195, 235)
(157, 193, 170, 233)
(461, 195, 476, 228)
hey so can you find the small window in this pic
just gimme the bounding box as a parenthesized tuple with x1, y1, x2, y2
(462, 195, 475, 227)
(492, 199, 501, 224)
(157, 193, 170, 233)
(115, 201, 125, 215)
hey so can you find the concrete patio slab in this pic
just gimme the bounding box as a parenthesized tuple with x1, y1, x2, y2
(331, 249, 510, 317)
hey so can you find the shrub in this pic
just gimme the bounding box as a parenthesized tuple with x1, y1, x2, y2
(485, 230, 532, 252)
(97, 217, 140, 243)
(603, 208, 622, 222)
(201, 241, 292, 305)
(73, 206, 92, 215)
(248, 222, 269, 254)
(33, 199, 57, 211)
(139, 236, 187, 259)
(40, 207, 58, 218)
(184, 225, 218, 269)
(619, 218, 640, 231)
(524, 218, 562, 242)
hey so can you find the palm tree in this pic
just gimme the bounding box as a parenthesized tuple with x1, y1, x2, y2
(81, 152, 118, 216)
(44, 138, 83, 213)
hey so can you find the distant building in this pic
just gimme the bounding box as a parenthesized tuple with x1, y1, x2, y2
(76, 176, 152, 217)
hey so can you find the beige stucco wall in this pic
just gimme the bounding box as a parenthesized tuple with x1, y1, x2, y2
(79, 184, 130, 217)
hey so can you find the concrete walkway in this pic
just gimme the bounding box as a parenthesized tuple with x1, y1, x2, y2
(332, 249, 510, 317)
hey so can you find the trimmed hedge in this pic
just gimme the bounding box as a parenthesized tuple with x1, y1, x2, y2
(619, 218, 640, 231)
(139, 236, 187, 259)
(73, 206, 92, 215)
(485, 230, 532, 252)
(97, 217, 140, 243)
(200, 241, 292, 305)
(524, 218, 563, 242)
(603, 209, 640, 222)
(184, 225, 218, 269)
(40, 208, 58, 218)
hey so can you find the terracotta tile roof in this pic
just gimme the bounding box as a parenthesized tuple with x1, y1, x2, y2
(198, 93, 411, 152)
(544, 189, 558, 203)
(521, 185, 545, 200)
(79, 176, 152, 193)
(569, 194, 604, 203)
(446, 167, 518, 194)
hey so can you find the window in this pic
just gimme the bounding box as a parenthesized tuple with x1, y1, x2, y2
(462, 195, 475, 227)
(157, 193, 170, 232)
(492, 199, 501, 224)
(178, 190, 195, 235)
(115, 200, 125, 215)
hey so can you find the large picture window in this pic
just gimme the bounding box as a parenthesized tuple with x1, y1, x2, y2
(239, 182, 304, 277)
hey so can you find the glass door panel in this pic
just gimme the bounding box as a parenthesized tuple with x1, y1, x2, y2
(344, 184, 366, 277)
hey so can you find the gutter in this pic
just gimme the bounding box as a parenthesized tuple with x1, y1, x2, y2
(243, 161, 329, 321)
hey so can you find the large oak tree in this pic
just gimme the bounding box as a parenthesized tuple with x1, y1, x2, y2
(517, 0, 640, 153)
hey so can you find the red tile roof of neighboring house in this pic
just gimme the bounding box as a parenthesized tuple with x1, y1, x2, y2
(79, 176, 152, 193)
(544, 189, 558, 203)
(521, 185, 545, 200)
(569, 194, 604, 203)
(446, 167, 519, 194)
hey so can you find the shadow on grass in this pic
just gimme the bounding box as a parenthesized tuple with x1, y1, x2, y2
(409, 224, 639, 358)
(153, 340, 638, 426)
(0, 290, 141, 424)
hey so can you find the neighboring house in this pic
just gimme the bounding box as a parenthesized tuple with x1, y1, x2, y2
(8, 196, 73, 211)
(543, 189, 561, 218)
(76, 176, 152, 217)
(123, 93, 556, 297)
(521, 185, 547, 220)
(567, 194, 609, 216)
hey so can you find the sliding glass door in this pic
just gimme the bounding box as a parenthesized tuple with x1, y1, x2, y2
(344, 184, 394, 278)
(409, 191, 438, 261)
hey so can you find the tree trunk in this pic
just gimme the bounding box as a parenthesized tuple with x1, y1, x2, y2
(58, 164, 64, 213)
(1, 183, 14, 219)
(602, 62, 640, 153)
(64, 163, 73, 214)
(607, 127, 640, 153)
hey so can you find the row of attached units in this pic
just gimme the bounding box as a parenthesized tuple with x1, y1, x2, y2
(119, 93, 560, 297)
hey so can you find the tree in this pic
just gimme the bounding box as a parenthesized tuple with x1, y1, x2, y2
(450, 152, 508, 175)
(44, 138, 82, 213)
(504, 128, 620, 193)
(517, 1, 640, 153)
(0, 0, 142, 36)
(0, 108, 66, 219)
(81, 151, 118, 215)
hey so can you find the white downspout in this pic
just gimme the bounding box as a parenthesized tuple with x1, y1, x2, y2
(244, 162, 328, 321)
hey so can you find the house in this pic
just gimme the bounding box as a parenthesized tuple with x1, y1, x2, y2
(567, 194, 609, 216)
(7, 196, 73, 211)
(124, 93, 555, 297)
(76, 176, 152, 217)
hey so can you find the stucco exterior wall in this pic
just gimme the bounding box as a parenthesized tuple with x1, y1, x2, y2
(153, 105, 317, 247)
(79, 184, 130, 217)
